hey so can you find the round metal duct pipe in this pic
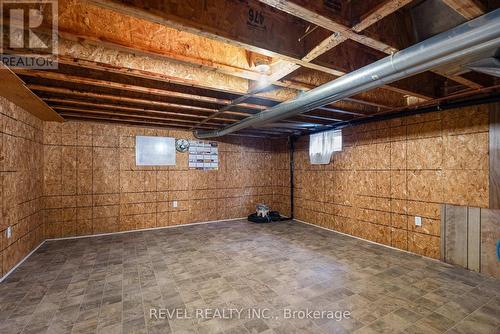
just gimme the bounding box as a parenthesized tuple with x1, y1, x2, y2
(194, 9, 500, 139)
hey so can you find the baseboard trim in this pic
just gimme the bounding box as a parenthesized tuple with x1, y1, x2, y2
(1, 217, 246, 283)
(45, 217, 246, 242)
(0, 240, 47, 283)
(294, 219, 443, 263)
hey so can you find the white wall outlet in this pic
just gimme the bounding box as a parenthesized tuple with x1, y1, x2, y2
(6, 226, 12, 239)
(415, 216, 422, 227)
(173, 201, 178, 208)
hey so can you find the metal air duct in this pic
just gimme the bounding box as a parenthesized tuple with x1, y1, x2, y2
(194, 9, 500, 139)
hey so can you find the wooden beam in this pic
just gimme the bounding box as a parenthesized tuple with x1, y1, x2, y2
(258, 0, 483, 90)
(318, 106, 366, 116)
(352, 0, 414, 32)
(55, 55, 272, 104)
(59, 113, 215, 129)
(56, 32, 403, 110)
(441, 0, 486, 19)
(53, 106, 226, 126)
(27, 85, 251, 117)
(302, 33, 348, 65)
(264, 122, 319, 130)
(345, 97, 390, 110)
(0, 64, 63, 122)
(86, 0, 455, 99)
(57, 25, 341, 96)
(58, 0, 341, 126)
(61, 114, 283, 137)
(57, 30, 264, 82)
(249, 32, 347, 91)
(311, 41, 441, 99)
(15, 69, 269, 110)
(55, 56, 285, 109)
(300, 114, 343, 122)
(256, 0, 397, 53)
(248, 33, 346, 92)
(438, 72, 482, 90)
(55, 37, 298, 101)
(194, 32, 348, 129)
(87, 0, 310, 60)
(43, 98, 240, 122)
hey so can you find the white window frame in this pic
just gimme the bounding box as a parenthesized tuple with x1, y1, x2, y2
(309, 129, 342, 165)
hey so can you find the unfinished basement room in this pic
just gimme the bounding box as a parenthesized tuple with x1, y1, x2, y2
(1, 0, 500, 333)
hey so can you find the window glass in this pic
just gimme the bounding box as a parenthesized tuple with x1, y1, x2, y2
(309, 129, 342, 164)
(136, 136, 176, 166)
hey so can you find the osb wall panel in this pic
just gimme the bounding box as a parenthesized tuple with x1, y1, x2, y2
(42, 121, 290, 239)
(294, 104, 492, 259)
(0, 97, 45, 278)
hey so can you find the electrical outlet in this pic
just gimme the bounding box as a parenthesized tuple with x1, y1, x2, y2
(6, 226, 12, 239)
(415, 216, 422, 227)
(173, 201, 178, 208)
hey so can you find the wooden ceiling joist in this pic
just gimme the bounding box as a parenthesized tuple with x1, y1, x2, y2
(344, 97, 390, 110)
(192, 31, 348, 129)
(60, 114, 219, 130)
(441, 0, 486, 19)
(0, 64, 63, 122)
(318, 106, 367, 116)
(55, 36, 401, 114)
(43, 98, 240, 122)
(14, 69, 269, 111)
(55, 37, 298, 102)
(58, 29, 390, 111)
(256, 0, 482, 90)
(27, 78, 368, 128)
(299, 114, 344, 122)
(86, 0, 310, 60)
(27, 85, 250, 117)
(5, 0, 493, 137)
(61, 113, 291, 136)
(352, 0, 414, 32)
(254, 0, 397, 53)
(53, 107, 227, 126)
(85, 0, 464, 101)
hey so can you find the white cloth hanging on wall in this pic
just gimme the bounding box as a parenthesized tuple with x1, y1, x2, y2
(309, 129, 342, 164)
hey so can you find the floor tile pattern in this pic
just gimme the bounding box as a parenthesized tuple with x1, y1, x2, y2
(1, 220, 499, 334)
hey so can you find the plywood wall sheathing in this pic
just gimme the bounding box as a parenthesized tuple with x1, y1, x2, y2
(0, 97, 45, 278)
(294, 103, 494, 259)
(41, 121, 290, 239)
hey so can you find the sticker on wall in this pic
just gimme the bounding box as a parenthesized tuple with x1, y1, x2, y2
(188, 140, 218, 170)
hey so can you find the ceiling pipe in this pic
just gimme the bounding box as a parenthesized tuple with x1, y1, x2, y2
(194, 9, 500, 139)
(467, 57, 500, 77)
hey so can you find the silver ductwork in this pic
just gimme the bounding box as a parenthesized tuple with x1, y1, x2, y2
(194, 9, 500, 139)
(467, 57, 500, 77)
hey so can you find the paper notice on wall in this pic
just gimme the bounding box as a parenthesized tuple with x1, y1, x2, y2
(188, 140, 218, 170)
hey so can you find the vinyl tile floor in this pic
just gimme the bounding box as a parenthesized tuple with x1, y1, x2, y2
(1, 220, 499, 334)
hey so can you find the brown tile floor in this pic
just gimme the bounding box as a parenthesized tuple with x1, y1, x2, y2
(1, 220, 499, 334)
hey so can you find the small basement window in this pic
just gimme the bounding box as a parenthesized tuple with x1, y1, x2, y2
(136, 136, 176, 166)
(309, 129, 342, 164)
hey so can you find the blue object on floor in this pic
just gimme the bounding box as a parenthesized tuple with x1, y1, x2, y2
(497, 240, 500, 262)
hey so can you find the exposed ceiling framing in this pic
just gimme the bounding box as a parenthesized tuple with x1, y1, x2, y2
(441, 0, 486, 18)
(3, 0, 498, 137)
